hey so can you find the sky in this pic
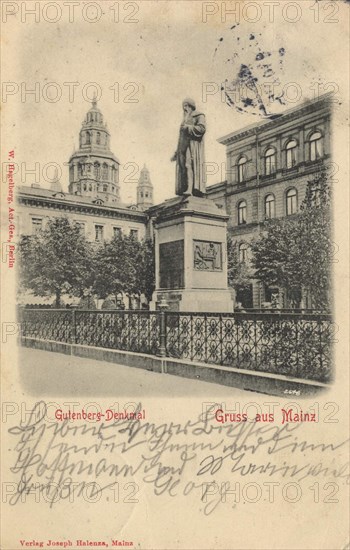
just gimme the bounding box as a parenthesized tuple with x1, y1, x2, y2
(2, 0, 349, 205)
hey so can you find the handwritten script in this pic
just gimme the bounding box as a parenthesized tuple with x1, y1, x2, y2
(7, 402, 349, 514)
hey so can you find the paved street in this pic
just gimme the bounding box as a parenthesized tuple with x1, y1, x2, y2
(18, 347, 250, 397)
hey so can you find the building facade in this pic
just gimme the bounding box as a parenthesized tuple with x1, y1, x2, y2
(17, 94, 332, 309)
(206, 93, 332, 308)
(17, 100, 153, 244)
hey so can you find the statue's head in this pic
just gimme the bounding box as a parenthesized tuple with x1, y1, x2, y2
(182, 97, 196, 113)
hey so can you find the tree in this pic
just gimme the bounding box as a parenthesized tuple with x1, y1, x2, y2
(19, 217, 95, 307)
(251, 168, 332, 310)
(93, 233, 155, 301)
(137, 238, 155, 301)
(227, 233, 252, 293)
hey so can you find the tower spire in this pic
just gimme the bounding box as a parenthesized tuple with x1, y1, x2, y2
(68, 101, 120, 205)
(137, 164, 154, 210)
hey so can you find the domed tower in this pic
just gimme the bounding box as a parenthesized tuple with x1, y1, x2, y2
(137, 164, 154, 210)
(68, 98, 120, 204)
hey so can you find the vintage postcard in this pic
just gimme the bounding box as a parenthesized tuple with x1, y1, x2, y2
(1, 1, 349, 549)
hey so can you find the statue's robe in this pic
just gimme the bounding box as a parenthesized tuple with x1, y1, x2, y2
(175, 111, 206, 196)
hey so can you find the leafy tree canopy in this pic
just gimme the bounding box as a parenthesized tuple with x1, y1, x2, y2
(251, 168, 332, 310)
(19, 217, 95, 307)
(93, 233, 155, 300)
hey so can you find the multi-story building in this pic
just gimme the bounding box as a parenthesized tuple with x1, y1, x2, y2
(17, 93, 332, 309)
(207, 92, 332, 308)
(17, 100, 153, 244)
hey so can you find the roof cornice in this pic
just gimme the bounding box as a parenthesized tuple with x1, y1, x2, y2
(17, 193, 147, 221)
(218, 94, 332, 146)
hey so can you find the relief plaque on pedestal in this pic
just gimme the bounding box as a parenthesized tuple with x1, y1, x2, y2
(150, 195, 235, 313)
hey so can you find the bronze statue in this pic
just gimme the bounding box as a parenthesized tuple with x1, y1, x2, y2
(171, 98, 206, 197)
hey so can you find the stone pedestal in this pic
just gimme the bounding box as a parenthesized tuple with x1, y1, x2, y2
(150, 195, 235, 312)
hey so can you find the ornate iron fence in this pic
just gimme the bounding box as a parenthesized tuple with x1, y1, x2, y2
(20, 309, 160, 356)
(20, 309, 72, 342)
(74, 310, 160, 355)
(19, 309, 333, 383)
(166, 312, 333, 382)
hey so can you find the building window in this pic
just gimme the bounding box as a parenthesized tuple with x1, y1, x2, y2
(31, 217, 43, 234)
(112, 166, 117, 183)
(96, 131, 101, 145)
(286, 139, 298, 168)
(238, 200, 247, 225)
(113, 227, 122, 238)
(103, 184, 108, 192)
(239, 243, 248, 263)
(78, 164, 83, 177)
(264, 194, 275, 219)
(95, 225, 104, 242)
(130, 229, 138, 240)
(237, 157, 247, 183)
(264, 148, 276, 175)
(86, 131, 91, 145)
(286, 188, 298, 215)
(94, 162, 101, 180)
(75, 222, 85, 235)
(102, 163, 108, 180)
(309, 131, 323, 161)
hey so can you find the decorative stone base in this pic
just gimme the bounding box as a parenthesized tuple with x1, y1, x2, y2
(150, 288, 235, 313)
(150, 194, 235, 313)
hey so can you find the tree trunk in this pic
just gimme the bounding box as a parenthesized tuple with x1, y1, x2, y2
(55, 289, 61, 308)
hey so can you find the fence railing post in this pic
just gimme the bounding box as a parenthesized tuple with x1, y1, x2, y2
(158, 310, 166, 357)
(157, 298, 168, 357)
(71, 309, 77, 344)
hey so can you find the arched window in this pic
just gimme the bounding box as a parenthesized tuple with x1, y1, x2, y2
(102, 163, 108, 180)
(103, 184, 107, 192)
(83, 184, 86, 191)
(69, 166, 74, 180)
(265, 194, 275, 219)
(239, 243, 248, 263)
(264, 148, 276, 175)
(94, 162, 100, 180)
(237, 157, 247, 183)
(309, 131, 323, 161)
(286, 139, 298, 169)
(89, 184, 92, 191)
(86, 131, 91, 145)
(112, 166, 117, 183)
(286, 188, 298, 215)
(96, 132, 101, 145)
(78, 164, 83, 177)
(238, 200, 247, 225)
